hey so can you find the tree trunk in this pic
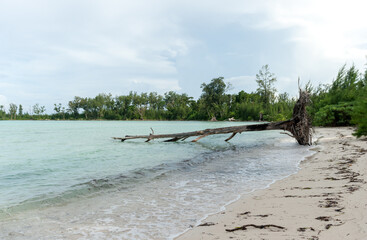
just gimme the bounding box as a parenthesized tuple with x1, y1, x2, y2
(113, 90, 312, 145)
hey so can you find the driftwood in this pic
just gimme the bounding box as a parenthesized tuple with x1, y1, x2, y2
(113, 90, 312, 145)
(225, 224, 286, 232)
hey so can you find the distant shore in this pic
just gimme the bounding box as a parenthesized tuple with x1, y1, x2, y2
(0, 119, 260, 122)
(176, 127, 367, 240)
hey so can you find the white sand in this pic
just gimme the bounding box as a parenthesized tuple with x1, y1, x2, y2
(176, 127, 367, 240)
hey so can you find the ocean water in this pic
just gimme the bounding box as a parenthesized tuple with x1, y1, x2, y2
(0, 121, 312, 239)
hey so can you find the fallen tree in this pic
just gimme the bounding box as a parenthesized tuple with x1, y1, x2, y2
(113, 90, 312, 145)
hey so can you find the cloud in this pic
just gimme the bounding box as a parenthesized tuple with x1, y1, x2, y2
(0, 95, 8, 107)
(227, 75, 257, 94)
(1, 0, 367, 110)
(0, 0, 194, 108)
(129, 78, 181, 93)
(253, 0, 367, 64)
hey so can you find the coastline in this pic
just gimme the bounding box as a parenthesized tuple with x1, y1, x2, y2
(175, 127, 367, 240)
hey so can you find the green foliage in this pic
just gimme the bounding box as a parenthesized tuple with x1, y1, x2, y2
(308, 63, 367, 137)
(0, 105, 6, 119)
(31, 103, 46, 119)
(164, 91, 193, 120)
(200, 77, 230, 120)
(53, 103, 66, 120)
(18, 104, 23, 116)
(256, 64, 277, 108)
(352, 89, 367, 137)
(0, 73, 297, 122)
(231, 91, 262, 121)
(314, 102, 355, 126)
(0, 61, 302, 123)
(9, 103, 18, 120)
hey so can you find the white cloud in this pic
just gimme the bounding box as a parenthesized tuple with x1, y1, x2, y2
(0, 0, 195, 108)
(130, 78, 181, 93)
(254, 0, 367, 63)
(1, 0, 367, 109)
(0, 95, 8, 107)
(227, 75, 257, 94)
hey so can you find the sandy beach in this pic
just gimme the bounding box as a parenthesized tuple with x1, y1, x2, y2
(176, 127, 367, 240)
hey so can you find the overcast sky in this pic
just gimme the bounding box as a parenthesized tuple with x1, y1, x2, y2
(1, 0, 367, 112)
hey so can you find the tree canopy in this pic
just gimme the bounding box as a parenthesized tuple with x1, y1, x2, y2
(200, 77, 230, 120)
(256, 64, 277, 108)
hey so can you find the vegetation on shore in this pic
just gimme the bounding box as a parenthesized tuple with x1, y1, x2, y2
(308, 64, 367, 137)
(1, 64, 366, 137)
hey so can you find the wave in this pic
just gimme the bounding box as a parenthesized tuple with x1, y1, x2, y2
(0, 142, 256, 218)
(0, 134, 308, 223)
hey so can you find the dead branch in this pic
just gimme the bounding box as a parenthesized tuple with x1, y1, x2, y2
(225, 132, 237, 142)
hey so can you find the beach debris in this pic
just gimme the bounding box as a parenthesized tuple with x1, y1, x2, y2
(238, 212, 270, 218)
(198, 222, 216, 227)
(239, 211, 251, 216)
(325, 222, 344, 230)
(225, 224, 286, 232)
(315, 216, 332, 221)
(335, 207, 345, 212)
(345, 185, 360, 193)
(253, 214, 270, 218)
(325, 224, 333, 229)
(297, 227, 315, 232)
(324, 177, 340, 181)
(113, 90, 313, 145)
(284, 195, 298, 198)
(318, 199, 339, 208)
(291, 187, 312, 190)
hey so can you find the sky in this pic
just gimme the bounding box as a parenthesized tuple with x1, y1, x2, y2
(1, 0, 367, 112)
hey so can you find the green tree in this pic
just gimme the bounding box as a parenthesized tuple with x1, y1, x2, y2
(311, 65, 360, 126)
(18, 104, 23, 117)
(200, 77, 230, 120)
(54, 103, 61, 114)
(146, 92, 165, 119)
(352, 96, 367, 137)
(54, 103, 66, 119)
(9, 103, 18, 120)
(256, 64, 277, 108)
(32, 103, 46, 119)
(268, 92, 294, 121)
(352, 67, 367, 137)
(0, 105, 5, 119)
(131, 92, 148, 120)
(115, 94, 133, 119)
(164, 91, 192, 120)
(68, 97, 83, 118)
(80, 98, 92, 119)
(231, 91, 262, 121)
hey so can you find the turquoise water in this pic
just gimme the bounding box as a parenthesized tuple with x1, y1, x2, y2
(0, 121, 312, 239)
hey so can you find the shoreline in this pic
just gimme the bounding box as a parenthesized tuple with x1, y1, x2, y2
(175, 127, 367, 240)
(172, 157, 315, 240)
(172, 136, 318, 240)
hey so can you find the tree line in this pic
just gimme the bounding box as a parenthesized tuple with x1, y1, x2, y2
(307, 64, 367, 137)
(1, 64, 366, 137)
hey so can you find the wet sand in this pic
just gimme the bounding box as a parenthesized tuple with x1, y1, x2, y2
(176, 127, 367, 240)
